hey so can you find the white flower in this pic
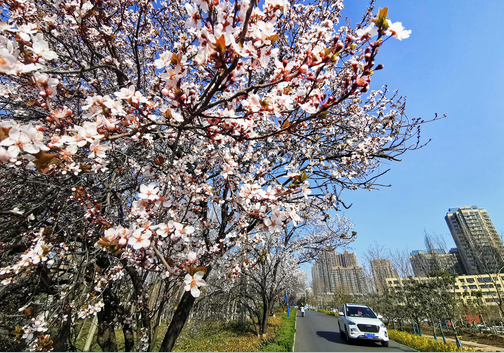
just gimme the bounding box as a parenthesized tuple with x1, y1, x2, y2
(386, 20, 411, 40)
(128, 229, 151, 250)
(31, 33, 58, 61)
(154, 51, 173, 69)
(184, 271, 207, 298)
(355, 23, 378, 39)
(12, 207, 23, 215)
(88, 139, 109, 159)
(185, 4, 202, 30)
(0, 48, 18, 74)
(0, 128, 42, 157)
(139, 183, 159, 200)
(186, 251, 197, 264)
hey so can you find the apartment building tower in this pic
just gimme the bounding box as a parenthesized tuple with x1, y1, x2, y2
(445, 206, 504, 275)
(370, 258, 399, 293)
(312, 250, 368, 295)
(409, 248, 466, 277)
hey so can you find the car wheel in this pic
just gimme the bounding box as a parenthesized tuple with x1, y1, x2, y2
(382, 341, 389, 347)
(345, 327, 353, 344)
(339, 323, 346, 339)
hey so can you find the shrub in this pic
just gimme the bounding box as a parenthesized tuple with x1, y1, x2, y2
(388, 330, 476, 352)
(261, 310, 297, 352)
(310, 309, 339, 317)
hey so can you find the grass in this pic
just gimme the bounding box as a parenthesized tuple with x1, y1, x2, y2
(72, 309, 293, 352)
(173, 321, 266, 352)
(261, 309, 297, 352)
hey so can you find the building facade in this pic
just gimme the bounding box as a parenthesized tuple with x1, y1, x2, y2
(445, 206, 504, 275)
(312, 250, 368, 295)
(386, 273, 504, 307)
(409, 249, 466, 277)
(370, 258, 399, 293)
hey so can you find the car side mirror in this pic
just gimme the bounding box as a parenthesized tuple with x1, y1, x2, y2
(338, 312, 344, 316)
(377, 315, 383, 320)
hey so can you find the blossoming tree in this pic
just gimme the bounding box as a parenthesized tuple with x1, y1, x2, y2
(222, 215, 354, 335)
(0, 0, 427, 350)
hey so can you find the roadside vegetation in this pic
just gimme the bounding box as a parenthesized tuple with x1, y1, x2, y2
(309, 309, 338, 317)
(73, 309, 295, 352)
(262, 310, 297, 352)
(388, 330, 476, 352)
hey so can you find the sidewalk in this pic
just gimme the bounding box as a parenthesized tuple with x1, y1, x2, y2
(421, 333, 504, 352)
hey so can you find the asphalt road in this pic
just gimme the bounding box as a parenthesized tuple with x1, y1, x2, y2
(294, 310, 417, 352)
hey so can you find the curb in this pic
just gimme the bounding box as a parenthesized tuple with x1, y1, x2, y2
(292, 312, 297, 352)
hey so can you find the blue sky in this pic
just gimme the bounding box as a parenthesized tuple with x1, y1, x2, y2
(301, 0, 504, 280)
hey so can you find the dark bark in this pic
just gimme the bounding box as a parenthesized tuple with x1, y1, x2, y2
(52, 307, 72, 352)
(159, 267, 211, 352)
(122, 323, 135, 352)
(159, 290, 196, 352)
(96, 294, 117, 352)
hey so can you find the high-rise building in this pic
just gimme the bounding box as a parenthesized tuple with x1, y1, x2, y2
(311, 250, 368, 295)
(445, 206, 504, 275)
(409, 249, 466, 277)
(370, 259, 399, 293)
(335, 251, 358, 268)
(311, 250, 338, 293)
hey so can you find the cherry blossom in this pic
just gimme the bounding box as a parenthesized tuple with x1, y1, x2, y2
(184, 271, 207, 298)
(138, 183, 160, 200)
(0, 0, 429, 350)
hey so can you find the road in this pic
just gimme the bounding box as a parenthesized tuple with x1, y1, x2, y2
(294, 310, 417, 352)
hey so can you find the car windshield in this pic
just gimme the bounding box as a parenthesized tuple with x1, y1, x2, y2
(346, 306, 376, 318)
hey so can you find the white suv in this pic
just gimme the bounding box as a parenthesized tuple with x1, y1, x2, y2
(338, 303, 389, 347)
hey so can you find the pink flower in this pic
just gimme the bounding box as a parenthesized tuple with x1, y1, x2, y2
(355, 23, 378, 39)
(154, 51, 173, 69)
(185, 4, 202, 30)
(186, 251, 197, 264)
(139, 183, 159, 200)
(0, 48, 18, 74)
(128, 229, 151, 250)
(184, 271, 207, 298)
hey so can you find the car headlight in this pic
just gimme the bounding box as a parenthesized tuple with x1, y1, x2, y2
(347, 321, 357, 326)
(380, 323, 386, 327)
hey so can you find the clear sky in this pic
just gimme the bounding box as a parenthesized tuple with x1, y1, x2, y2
(301, 0, 504, 280)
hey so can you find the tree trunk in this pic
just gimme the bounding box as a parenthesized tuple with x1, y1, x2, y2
(122, 323, 134, 352)
(259, 298, 270, 336)
(158, 290, 196, 351)
(53, 307, 72, 351)
(159, 267, 211, 352)
(96, 295, 118, 352)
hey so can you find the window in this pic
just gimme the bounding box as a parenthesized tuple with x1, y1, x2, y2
(480, 284, 494, 289)
(486, 298, 498, 303)
(469, 285, 478, 289)
(393, 280, 399, 284)
(454, 286, 459, 289)
(478, 277, 491, 283)
(467, 278, 475, 283)
(459, 279, 465, 283)
(462, 285, 468, 290)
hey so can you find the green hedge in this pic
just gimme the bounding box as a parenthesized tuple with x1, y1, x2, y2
(310, 309, 339, 317)
(388, 330, 476, 352)
(261, 310, 297, 352)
